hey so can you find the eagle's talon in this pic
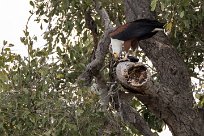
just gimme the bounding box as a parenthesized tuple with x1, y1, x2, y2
(117, 55, 139, 63)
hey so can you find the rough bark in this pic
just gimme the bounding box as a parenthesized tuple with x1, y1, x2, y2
(120, 98, 153, 136)
(78, 0, 113, 85)
(118, 0, 204, 136)
(79, 0, 204, 135)
(79, 0, 156, 135)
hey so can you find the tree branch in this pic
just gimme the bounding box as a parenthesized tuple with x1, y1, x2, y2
(78, 31, 110, 85)
(95, 74, 110, 110)
(115, 61, 175, 118)
(116, 62, 152, 94)
(124, 0, 154, 21)
(122, 0, 203, 135)
(78, 0, 113, 85)
(120, 101, 154, 136)
(93, 0, 113, 30)
(110, 88, 155, 136)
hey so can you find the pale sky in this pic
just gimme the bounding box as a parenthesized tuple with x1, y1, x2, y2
(0, 0, 172, 135)
(0, 0, 45, 56)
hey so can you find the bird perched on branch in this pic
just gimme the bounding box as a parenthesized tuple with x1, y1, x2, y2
(109, 19, 164, 60)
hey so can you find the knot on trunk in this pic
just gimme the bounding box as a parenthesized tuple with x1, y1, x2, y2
(116, 62, 150, 93)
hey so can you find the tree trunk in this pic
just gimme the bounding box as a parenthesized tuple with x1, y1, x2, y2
(119, 0, 204, 135)
(80, 0, 204, 135)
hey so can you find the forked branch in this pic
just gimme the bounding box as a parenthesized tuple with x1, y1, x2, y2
(78, 0, 113, 85)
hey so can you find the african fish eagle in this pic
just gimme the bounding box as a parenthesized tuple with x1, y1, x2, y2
(109, 19, 164, 60)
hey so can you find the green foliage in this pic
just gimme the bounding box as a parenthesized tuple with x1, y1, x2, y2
(151, 0, 204, 110)
(141, 107, 164, 132)
(151, 0, 204, 75)
(195, 93, 204, 108)
(132, 98, 165, 133)
(0, 1, 129, 134)
(0, 38, 114, 135)
(0, 0, 203, 135)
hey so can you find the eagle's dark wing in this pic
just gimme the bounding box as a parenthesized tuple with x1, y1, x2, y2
(110, 19, 164, 41)
(109, 23, 130, 37)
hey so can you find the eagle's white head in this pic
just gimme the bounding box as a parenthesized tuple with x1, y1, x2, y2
(110, 38, 124, 60)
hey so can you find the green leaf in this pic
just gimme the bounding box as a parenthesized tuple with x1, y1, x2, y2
(3, 40, 7, 45)
(34, 36, 37, 41)
(180, 11, 185, 18)
(36, 51, 47, 56)
(0, 71, 8, 82)
(76, 109, 84, 116)
(20, 37, 25, 43)
(4, 48, 10, 52)
(40, 23, 43, 30)
(57, 47, 62, 54)
(150, 0, 158, 11)
(0, 122, 3, 129)
(183, 0, 190, 6)
(56, 73, 64, 79)
(30, 1, 35, 7)
(68, 123, 77, 131)
(165, 21, 173, 32)
(24, 30, 29, 36)
(160, 3, 165, 11)
(184, 20, 190, 28)
(9, 43, 14, 47)
(44, 130, 52, 136)
(43, 19, 48, 23)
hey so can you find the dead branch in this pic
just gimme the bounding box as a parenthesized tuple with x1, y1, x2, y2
(116, 62, 151, 94)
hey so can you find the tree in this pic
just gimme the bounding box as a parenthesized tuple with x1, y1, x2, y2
(0, 0, 203, 135)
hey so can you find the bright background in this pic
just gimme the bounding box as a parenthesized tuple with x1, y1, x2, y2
(0, 1, 172, 135)
(0, 0, 45, 56)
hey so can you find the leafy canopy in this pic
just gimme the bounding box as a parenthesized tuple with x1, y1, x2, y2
(0, 0, 203, 135)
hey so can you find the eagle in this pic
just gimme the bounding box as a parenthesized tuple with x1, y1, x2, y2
(109, 19, 164, 60)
